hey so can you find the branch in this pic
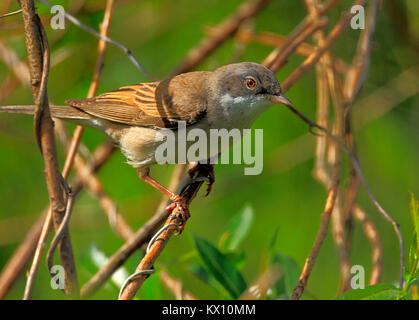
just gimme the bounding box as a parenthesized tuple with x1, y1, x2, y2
(172, 0, 271, 75)
(291, 163, 341, 300)
(38, 0, 154, 80)
(281, 0, 367, 92)
(159, 270, 197, 300)
(118, 164, 213, 300)
(352, 205, 383, 284)
(19, 0, 78, 299)
(80, 164, 188, 298)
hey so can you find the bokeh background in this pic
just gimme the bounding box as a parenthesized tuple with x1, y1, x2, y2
(0, 0, 418, 299)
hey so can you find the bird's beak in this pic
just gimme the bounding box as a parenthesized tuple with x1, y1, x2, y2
(269, 93, 293, 107)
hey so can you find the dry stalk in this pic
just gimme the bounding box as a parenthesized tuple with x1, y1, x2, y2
(172, 0, 271, 75)
(80, 164, 188, 298)
(23, 0, 115, 299)
(118, 164, 213, 300)
(19, 0, 78, 299)
(158, 270, 197, 300)
(352, 205, 382, 284)
(291, 163, 341, 300)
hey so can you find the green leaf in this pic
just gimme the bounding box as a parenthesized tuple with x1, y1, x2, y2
(225, 251, 246, 270)
(271, 252, 301, 298)
(189, 264, 229, 296)
(409, 193, 419, 276)
(335, 284, 402, 300)
(193, 234, 247, 299)
(410, 193, 419, 251)
(219, 204, 254, 252)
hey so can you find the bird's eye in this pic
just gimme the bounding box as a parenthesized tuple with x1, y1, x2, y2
(245, 77, 257, 89)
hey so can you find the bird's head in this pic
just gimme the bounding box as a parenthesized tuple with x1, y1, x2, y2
(210, 62, 293, 110)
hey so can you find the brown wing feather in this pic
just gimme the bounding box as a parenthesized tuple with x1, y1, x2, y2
(65, 72, 209, 128)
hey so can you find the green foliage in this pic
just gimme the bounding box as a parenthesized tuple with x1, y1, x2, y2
(1, 0, 418, 300)
(335, 284, 402, 300)
(218, 204, 254, 252)
(191, 206, 302, 300)
(193, 234, 247, 299)
(270, 252, 301, 299)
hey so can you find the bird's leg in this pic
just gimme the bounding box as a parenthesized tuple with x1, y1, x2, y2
(137, 167, 190, 231)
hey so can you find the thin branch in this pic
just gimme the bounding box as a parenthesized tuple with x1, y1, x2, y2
(281, 0, 367, 92)
(159, 270, 197, 300)
(281, 102, 405, 290)
(38, 0, 154, 80)
(55, 120, 134, 240)
(0, 9, 22, 18)
(119, 164, 213, 300)
(80, 164, 188, 298)
(0, 141, 115, 299)
(291, 162, 341, 300)
(172, 0, 271, 75)
(352, 205, 383, 284)
(20, 0, 78, 298)
(23, 0, 115, 299)
(263, 16, 329, 72)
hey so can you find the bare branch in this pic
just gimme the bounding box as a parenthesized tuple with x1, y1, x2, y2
(172, 0, 271, 75)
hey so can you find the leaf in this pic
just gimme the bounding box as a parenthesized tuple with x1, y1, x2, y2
(189, 264, 229, 296)
(335, 284, 402, 300)
(271, 252, 301, 298)
(225, 251, 246, 270)
(410, 193, 419, 249)
(219, 204, 254, 252)
(194, 234, 247, 299)
(409, 193, 419, 274)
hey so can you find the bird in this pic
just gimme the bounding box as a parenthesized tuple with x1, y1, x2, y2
(0, 62, 293, 229)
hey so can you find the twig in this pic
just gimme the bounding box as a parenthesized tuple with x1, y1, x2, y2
(0, 9, 23, 18)
(269, 65, 419, 174)
(23, 0, 115, 299)
(352, 205, 382, 284)
(240, 264, 282, 300)
(119, 164, 213, 300)
(172, 0, 271, 75)
(80, 164, 188, 298)
(38, 0, 154, 80)
(281, 102, 405, 290)
(55, 120, 134, 240)
(159, 270, 197, 300)
(0, 41, 30, 86)
(0, 209, 46, 299)
(291, 162, 341, 300)
(281, 0, 367, 92)
(304, 0, 352, 293)
(20, 0, 78, 298)
(263, 17, 329, 72)
(0, 141, 115, 299)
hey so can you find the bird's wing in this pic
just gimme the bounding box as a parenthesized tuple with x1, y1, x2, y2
(65, 74, 208, 128)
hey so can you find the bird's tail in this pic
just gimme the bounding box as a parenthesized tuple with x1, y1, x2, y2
(0, 105, 93, 120)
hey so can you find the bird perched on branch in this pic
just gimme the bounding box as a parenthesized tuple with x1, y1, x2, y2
(0, 62, 293, 230)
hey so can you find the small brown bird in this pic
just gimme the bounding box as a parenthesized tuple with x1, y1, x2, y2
(0, 62, 293, 227)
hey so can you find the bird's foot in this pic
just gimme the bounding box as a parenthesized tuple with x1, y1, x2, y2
(165, 196, 190, 234)
(188, 163, 215, 196)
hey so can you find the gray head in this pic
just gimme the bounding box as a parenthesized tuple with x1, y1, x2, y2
(209, 62, 292, 107)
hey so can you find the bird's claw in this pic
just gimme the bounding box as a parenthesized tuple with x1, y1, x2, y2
(187, 163, 215, 196)
(165, 198, 190, 234)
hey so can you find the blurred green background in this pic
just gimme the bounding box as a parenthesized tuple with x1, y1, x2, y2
(0, 0, 418, 299)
